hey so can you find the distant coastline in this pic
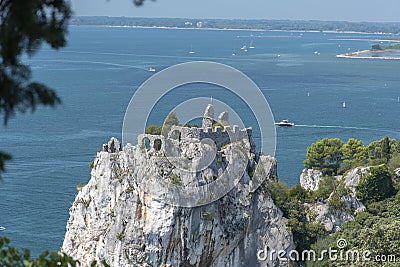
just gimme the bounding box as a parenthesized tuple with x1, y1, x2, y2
(70, 24, 393, 36)
(69, 16, 400, 35)
(337, 45, 400, 60)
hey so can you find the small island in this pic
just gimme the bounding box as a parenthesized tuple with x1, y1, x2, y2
(337, 42, 400, 60)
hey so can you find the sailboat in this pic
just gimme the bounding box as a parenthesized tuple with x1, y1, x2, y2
(342, 101, 346, 109)
(189, 45, 195, 54)
(249, 39, 255, 49)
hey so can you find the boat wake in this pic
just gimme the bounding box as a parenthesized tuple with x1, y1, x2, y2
(295, 124, 400, 134)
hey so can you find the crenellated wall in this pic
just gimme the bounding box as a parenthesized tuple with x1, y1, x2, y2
(137, 125, 254, 153)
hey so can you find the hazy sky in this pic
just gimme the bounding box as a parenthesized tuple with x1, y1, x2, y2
(70, 0, 400, 22)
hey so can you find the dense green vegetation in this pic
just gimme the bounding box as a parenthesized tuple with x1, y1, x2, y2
(299, 137, 400, 266)
(0, 236, 78, 266)
(356, 165, 396, 205)
(145, 125, 162, 135)
(0, 235, 112, 266)
(268, 181, 326, 253)
(268, 172, 354, 257)
(0, 0, 72, 176)
(70, 17, 400, 34)
(308, 191, 400, 266)
(304, 138, 344, 175)
(304, 137, 400, 175)
(371, 43, 400, 51)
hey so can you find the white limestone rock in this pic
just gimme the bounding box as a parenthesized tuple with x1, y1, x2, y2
(306, 203, 354, 232)
(62, 137, 295, 267)
(304, 166, 369, 231)
(202, 104, 215, 128)
(218, 111, 229, 124)
(300, 169, 323, 191)
(343, 166, 370, 193)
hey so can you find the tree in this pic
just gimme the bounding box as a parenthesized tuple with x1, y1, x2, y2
(0, 1, 146, 175)
(161, 112, 180, 136)
(340, 138, 367, 172)
(0, 0, 71, 175)
(304, 138, 344, 175)
(0, 236, 78, 266)
(145, 125, 162, 135)
(356, 165, 395, 205)
(366, 137, 393, 165)
(381, 136, 391, 162)
(371, 44, 383, 51)
(0, 0, 142, 264)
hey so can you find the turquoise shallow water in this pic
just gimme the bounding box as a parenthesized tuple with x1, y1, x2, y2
(1, 26, 400, 255)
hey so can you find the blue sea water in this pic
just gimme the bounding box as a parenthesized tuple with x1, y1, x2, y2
(1, 26, 400, 255)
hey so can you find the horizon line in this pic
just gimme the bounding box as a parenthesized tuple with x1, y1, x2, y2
(70, 16, 400, 24)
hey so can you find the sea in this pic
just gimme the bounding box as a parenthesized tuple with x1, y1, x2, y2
(1, 26, 400, 255)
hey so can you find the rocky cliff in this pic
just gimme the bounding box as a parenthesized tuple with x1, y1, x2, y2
(62, 108, 295, 267)
(301, 167, 367, 232)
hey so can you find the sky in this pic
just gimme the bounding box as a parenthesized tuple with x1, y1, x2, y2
(70, 0, 400, 22)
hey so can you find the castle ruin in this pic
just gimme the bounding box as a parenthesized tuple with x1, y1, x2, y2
(135, 104, 257, 157)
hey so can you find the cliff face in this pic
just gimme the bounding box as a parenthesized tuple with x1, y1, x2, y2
(62, 132, 294, 267)
(301, 167, 367, 232)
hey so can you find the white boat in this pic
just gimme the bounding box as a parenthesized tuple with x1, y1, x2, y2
(148, 67, 156, 72)
(249, 40, 255, 49)
(189, 45, 195, 54)
(0, 226, 6, 231)
(342, 101, 346, 108)
(275, 120, 295, 127)
(241, 45, 247, 50)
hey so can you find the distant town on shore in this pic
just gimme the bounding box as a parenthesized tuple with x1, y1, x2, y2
(70, 16, 400, 34)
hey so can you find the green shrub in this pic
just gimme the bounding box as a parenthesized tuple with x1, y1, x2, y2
(212, 122, 224, 129)
(76, 182, 86, 191)
(145, 125, 162, 135)
(327, 193, 347, 212)
(167, 173, 182, 186)
(116, 232, 125, 240)
(311, 176, 338, 200)
(356, 165, 395, 205)
(89, 159, 95, 170)
(268, 180, 326, 252)
(308, 191, 400, 267)
(388, 152, 400, 170)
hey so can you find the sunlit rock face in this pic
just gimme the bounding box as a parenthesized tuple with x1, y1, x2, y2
(301, 167, 367, 232)
(62, 106, 295, 267)
(299, 169, 323, 191)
